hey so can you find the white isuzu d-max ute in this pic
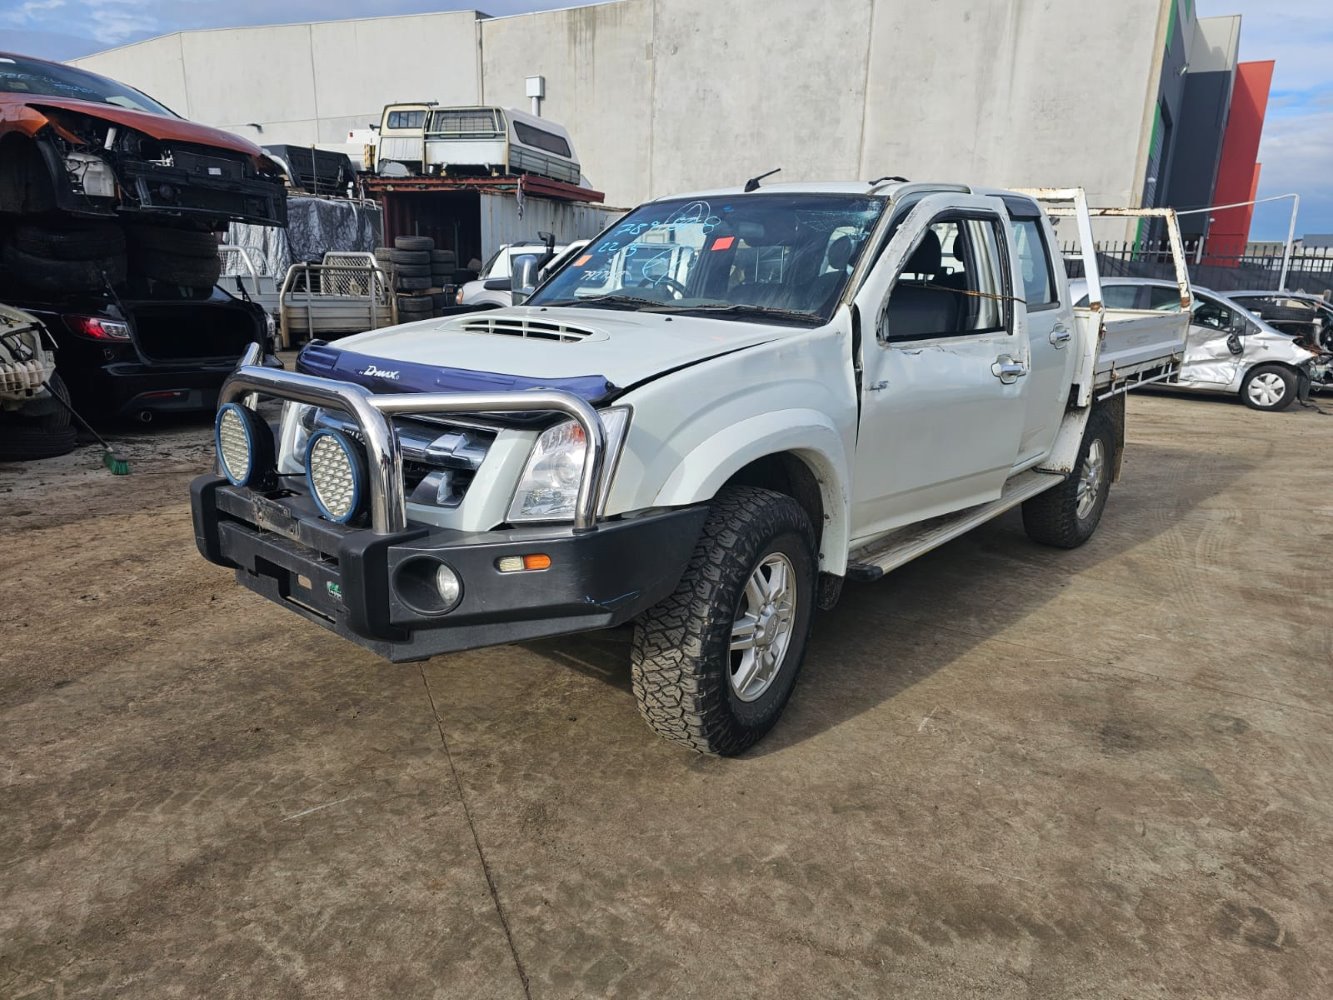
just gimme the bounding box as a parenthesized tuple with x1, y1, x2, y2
(192, 181, 1190, 755)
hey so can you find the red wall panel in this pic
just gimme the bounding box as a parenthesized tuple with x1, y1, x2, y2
(1205, 61, 1275, 262)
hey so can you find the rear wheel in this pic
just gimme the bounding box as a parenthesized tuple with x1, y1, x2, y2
(1241, 365, 1297, 411)
(631, 487, 816, 756)
(1022, 408, 1115, 549)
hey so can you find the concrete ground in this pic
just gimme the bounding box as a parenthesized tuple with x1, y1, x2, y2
(1, 392, 1329, 999)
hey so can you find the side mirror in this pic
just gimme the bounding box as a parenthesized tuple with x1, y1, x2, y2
(510, 254, 541, 305)
(1226, 333, 1244, 356)
(482, 277, 512, 292)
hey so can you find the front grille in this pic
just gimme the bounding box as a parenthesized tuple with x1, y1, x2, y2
(309, 409, 495, 510)
(457, 315, 595, 343)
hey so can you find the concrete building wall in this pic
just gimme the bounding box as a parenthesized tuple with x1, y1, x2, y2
(73, 0, 1176, 219)
(859, 0, 1167, 212)
(479, 2, 653, 207)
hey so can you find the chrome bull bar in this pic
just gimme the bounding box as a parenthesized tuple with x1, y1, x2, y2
(220, 344, 607, 534)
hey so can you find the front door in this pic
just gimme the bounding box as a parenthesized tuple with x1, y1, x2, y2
(850, 195, 1030, 545)
(1180, 292, 1245, 387)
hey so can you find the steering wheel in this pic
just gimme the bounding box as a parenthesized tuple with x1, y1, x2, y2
(638, 277, 687, 299)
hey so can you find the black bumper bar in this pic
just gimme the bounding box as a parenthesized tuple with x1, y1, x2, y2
(191, 476, 708, 662)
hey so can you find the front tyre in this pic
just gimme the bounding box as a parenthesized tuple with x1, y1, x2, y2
(1241, 364, 1297, 411)
(1022, 408, 1115, 549)
(631, 486, 817, 756)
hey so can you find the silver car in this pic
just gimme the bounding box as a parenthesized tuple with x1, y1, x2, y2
(1071, 277, 1319, 412)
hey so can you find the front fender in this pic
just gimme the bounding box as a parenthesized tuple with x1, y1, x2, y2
(651, 409, 851, 574)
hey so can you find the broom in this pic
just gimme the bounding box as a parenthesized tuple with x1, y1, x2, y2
(41, 380, 131, 475)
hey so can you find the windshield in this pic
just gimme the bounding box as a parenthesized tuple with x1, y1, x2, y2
(0, 55, 177, 117)
(529, 193, 886, 324)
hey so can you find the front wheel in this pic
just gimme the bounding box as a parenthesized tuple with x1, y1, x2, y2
(631, 487, 817, 756)
(1022, 409, 1115, 549)
(1241, 365, 1298, 411)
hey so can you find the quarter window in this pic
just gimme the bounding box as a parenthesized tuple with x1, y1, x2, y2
(1011, 219, 1056, 308)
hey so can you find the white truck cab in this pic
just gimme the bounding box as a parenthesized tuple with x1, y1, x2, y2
(193, 181, 1190, 755)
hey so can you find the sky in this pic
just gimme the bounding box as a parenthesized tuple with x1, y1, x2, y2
(2, 0, 1329, 239)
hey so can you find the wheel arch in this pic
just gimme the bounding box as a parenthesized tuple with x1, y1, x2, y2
(650, 410, 851, 574)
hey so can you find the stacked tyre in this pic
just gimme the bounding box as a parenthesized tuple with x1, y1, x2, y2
(124, 225, 222, 291)
(388, 235, 457, 320)
(0, 222, 127, 294)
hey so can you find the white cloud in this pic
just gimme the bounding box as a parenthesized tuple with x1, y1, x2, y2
(2, 0, 67, 23)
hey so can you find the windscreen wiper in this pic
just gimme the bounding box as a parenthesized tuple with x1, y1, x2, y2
(539, 293, 667, 310)
(669, 303, 822, 324)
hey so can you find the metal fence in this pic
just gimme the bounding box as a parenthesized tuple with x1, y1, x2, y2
(1061, 241, 1333, 297)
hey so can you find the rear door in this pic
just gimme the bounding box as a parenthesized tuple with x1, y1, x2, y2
(1007, 207, 1076, 465)
(850, 194, 1030, 543)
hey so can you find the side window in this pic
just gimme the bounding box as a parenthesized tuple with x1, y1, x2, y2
(884, 215, 1009, 342)
(1011, 219, 1056, 308)
(1102, 285, 1142, 310)
(512, 121, 573, 158)
(1192, 297, 1235, 333)
(1146, 285, 1184, 312)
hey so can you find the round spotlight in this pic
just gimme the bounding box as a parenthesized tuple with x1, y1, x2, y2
(215, 402, 275, 489)
(305, 429, 367, 524)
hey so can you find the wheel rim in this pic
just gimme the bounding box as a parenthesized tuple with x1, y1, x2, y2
(729, 552, 798, 703)
(1247, 372, 1286, 408)
(1076, 438, 1106, 520)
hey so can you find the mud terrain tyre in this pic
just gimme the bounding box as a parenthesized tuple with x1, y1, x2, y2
(631, 486, 817, 756)
(1240, 364, 1298, 412)
(1022, 408, 1115, 549)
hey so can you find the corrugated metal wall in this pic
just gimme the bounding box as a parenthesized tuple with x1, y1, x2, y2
(479, 194, 624, 258)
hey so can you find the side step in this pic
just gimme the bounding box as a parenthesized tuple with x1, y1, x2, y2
(846, 469, 1066, 582)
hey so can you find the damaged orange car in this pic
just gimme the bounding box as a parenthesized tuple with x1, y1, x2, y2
(0, 52, 286, 228)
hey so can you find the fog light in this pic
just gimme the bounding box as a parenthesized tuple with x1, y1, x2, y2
(215, 402, 275, 489)
(436, 565, 462, 606)
(305, 429, 366, 523)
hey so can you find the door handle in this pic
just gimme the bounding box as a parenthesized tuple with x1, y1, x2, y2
(991, 355, 1028, 384)
(1049, 324, 1072, 347)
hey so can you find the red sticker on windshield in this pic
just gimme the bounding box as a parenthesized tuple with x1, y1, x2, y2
(573, 254, 592, 266)
(711, 236, 735, 251)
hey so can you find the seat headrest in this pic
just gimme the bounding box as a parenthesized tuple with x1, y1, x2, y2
(905, 230, 942, 276)
(826, 235, 854, 272)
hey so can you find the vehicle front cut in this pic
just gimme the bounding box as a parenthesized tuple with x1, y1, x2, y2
(192, 181, 1189, 755)
(0, 52, 286, 228)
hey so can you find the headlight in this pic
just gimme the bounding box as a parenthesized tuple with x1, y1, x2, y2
(507, 407, 630, 523)
(215, 402, 276, 489)
(305, 428, 367, 523)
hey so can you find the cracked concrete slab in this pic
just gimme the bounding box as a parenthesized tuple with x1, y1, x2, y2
(1, 392, 1328, 998)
